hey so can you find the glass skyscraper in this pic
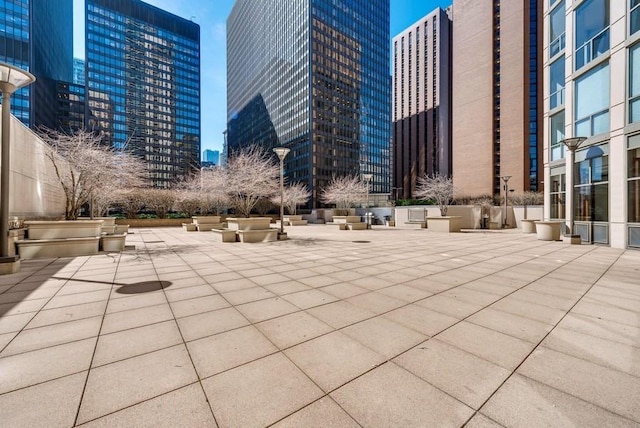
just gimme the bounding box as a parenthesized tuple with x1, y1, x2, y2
(227, 0, 390, 207)
(0, 0, 73, 128)
(86, 0, 201, 187)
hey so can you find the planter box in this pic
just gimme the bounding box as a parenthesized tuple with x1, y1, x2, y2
(17, 237, 100, 259)
(226, 217, 271, 231)
(535, 221, 563, 241)
(196, 223, 225, 231)
(426, 216, 462, 233)
(116, 218, 185, 227)
(283, 215, 308, 226)
(211, 229, 238, 243)
(79, 217, 116, 226)
(521, 219, 539, 234)
(25, 220, 103, 239)
(332, 216, 361, 224)
(192, 216, 222, 224)
(115, 224, 129, 234)
(101, 225, 117, 235)
(100, 233, 127, 252)
(236, 229, 278, 243)
(182, 223, 197, 231)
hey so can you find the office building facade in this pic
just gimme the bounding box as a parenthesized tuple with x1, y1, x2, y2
(452, 0, 542, 197)
(86, 0, 201, 187)
(203, 149, 220, 165)
(227, 0, 391, 207)
(73, 58, 85, 85)
(0, 0, 73, 128)
(544, 0, 638, 249)
(392, 7, 452, 200)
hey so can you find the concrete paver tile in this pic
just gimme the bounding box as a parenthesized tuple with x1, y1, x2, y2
(464, 413, 505, 428)
(177, 307, 249, 342)
(0, 372, 86, 428)
(341, 316, 427, 359)
(105, 292, 167, 314)
(571, 300, 640, 327)
(101, 304, 173, 334)
(282, 289, 339, 309)
(285, 330, 385, 392)
(263, 280, 312, 295)
(221, 286, 275, 305)
(169, 294, 230, 318)
(468, 307, 554, 344)
(394, 338, 511, 409)
(0, 312, 35, 334)
(271, 396, 360, 428)
(350, 276, 393, 291)
(236, 297, 299, 323)
(436, 321, 534, 370)
(202, 353, 323, 428)
(346, 292, 405, 314)
(93, 320, 183, 367)
(208, 277, 258, 293)
(306, 301, 375, 329)
(321, 283, 369, 299)
(1, 316, 102, 357)
(297, 275, 340, 288)
(510, 288, 578, 310)
(0, 297, 50, 316)
(188, 325, 277, 378)
(376, 284, 433, 303)
(517, 348, 640, 422)
(256, 311, 333, 349)
(331, 362, 474, 427)
(245, 272, 291, 286)
(163, 284, 216, 302)
(384, 304, 459, 336)
(80, 383, 217, 427)
(415, 294, 483, 319)
(489, 297, 566, 325)
(0, 337, 95, 394)
(26, 300, 106, 330)
(0, 331, 17, 350)
(558, 313, 640, 348)
(440, 287, 502, 306)
(482, 374, 638, 428)
(77, 345, 197, 424)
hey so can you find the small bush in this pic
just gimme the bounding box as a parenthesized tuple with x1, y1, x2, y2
(136, 213, 158, 219)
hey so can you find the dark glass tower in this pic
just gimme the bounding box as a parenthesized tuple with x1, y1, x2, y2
(86, 0, 201, 187)
(0, 0, 73, 127)
(227, 0, 391, 207)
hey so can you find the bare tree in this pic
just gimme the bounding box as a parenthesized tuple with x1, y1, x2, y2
(225, 146, 279, 217)
(320, 175, 367, 210)
(510, 191, 544, 219)
(139, 188, 176, 219)
(254, 198, 274, 216)
(414, 174, 454, 216)
(200, 167, 229, 215)
(40, 128, 147, 220)
(271, 182, 311, 215)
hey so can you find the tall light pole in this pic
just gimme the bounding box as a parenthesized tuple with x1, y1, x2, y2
(0, 63, 35, 271)
(363, 173, 373, 228)
(561, 137, 587, 235)
(500, 175, 512, 228)
(273, 147, 290, 239)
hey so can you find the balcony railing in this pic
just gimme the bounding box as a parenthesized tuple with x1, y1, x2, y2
(575, 27, 609, 70)
(550, 87, 564, 110)
(550, 33, 565, 57)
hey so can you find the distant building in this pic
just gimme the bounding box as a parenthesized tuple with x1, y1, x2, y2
(392, 7, 452, 200)
(227, 0, 391, 207)
(73, 58, 85, 85)
(543, 0, 638, 249)
(85, 0, 201, 187)
(451, 0, 542, 197)
(0, 0, 73, 128)
(203, 149, 220, 165)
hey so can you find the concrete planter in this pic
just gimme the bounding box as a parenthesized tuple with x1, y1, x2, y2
(535, 221, 563, 241)
(101, 225, 117, 235)
(521, 219, 539, 234)
(17, 237, 100, 259)
(332, 215, 361, 224)
(115, 224, 129, 234)
(25, 220, 103, 239)
(100, 233, 127, 252)
(426, 216, 462, 233)
(192, 216, 222, 224)
(236, 229, 278, 243)
(226, 217, 271, 231)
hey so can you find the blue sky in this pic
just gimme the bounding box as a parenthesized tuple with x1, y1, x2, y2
(73, 0, 452, 153)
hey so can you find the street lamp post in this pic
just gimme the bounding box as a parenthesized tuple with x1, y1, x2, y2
(561, 137, 587, 236)
(500, 175, 512, 228)
(363, 173, 373, 228)
(0, 63, 35, 273)
(273, 147, 290, 239)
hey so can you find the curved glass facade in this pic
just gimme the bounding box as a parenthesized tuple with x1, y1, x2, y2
(227, 0, 390, 207)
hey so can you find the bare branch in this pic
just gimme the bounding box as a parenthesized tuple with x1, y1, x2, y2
(320, 176, 367, 209)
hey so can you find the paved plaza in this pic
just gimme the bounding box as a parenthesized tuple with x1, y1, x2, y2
(0, 224, 639, 427)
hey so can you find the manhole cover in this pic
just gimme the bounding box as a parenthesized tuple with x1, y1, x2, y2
(352, 240, 371, 243)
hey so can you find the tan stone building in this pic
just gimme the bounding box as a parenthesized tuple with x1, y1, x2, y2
(452, 0, 542, 198)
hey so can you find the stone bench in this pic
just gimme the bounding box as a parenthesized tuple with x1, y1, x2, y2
(17, 237, 100, 259)
(404, 221, 427, 229)
(211, 229, 237, 243)
(236, 229, 278, 243)
(337, 222, 367, 230)
(182, 223, 197, 232)
(196, 223, 225, 231)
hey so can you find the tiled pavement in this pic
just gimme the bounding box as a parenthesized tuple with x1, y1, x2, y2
(0, 224, 639, 427)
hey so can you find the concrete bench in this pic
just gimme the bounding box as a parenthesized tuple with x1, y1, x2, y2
(236, 229, 278, 243)
(182, 223, 197, 231)
(337, 222, 367, 230)
(211, 229, 237, 243)
(404, 221, 426, 229)
(196, 223, 225, 231)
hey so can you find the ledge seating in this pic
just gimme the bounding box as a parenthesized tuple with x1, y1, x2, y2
(404, 208, 427, 229)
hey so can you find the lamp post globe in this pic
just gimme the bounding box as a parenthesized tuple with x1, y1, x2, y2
(273, 147, 290, 238)
(560, 137, 587, 236)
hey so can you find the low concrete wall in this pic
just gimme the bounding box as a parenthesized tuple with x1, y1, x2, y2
(395, 205, 511, 229)
(4, 111, 66, 219)
(512, 206, 544, 228)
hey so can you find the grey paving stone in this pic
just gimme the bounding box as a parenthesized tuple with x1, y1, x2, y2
(271, 396, 360, 428)
(376, 284, 433, 303)
(465, 413, 505, 428)
(571, 300, 640, 327)
(341, 316, 427, 359)
(256, 311, 333, 349)
(105, 292, 167, 314)
(177, 306, 249, 341)
(331, 362, 474, 427)
(489, 297, 567, 325)
(557, 313, 640, 348)
(80, 383, 217, 427)
(221, 286, 275, 305)
(468, 307, 554, 344)
(235, 297, 299, 323)
(285, 330, 385, 392)
(346, 291, 406, 314)
(0, 337, 95, 394)
(384, 304, 459, 336)
(414, 294, 484, 319)
(0, 371, 86, 428)
(188, 325, 277, 378)
(395, 338, 511, 410)
(263, 280, 312, 295)
(306, 300, 376, 329)
(202, 353, 323, 427)
(518, 348, 640, 422)
(482, 374, 638, 427)
(320, 282, 369, 299)
(101, 303, 174, 334)
(77, 345, 197, 424)
(163, 284, 217, 302)
(0, 312, 35, 334)
(282, 289, 339, 309)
